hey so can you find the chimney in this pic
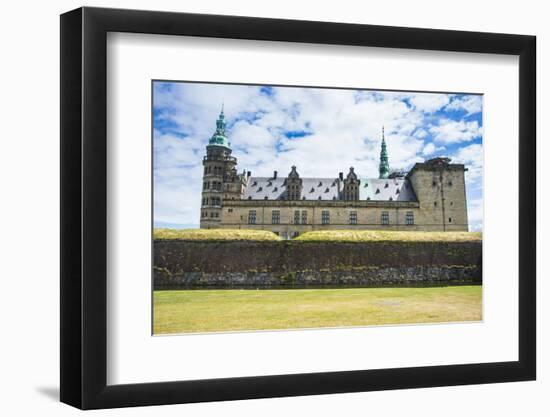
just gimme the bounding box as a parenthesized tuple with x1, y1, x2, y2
(273, 170, 278, 179)
(339, 172, 343, 181)
(247, 171, 251, 178)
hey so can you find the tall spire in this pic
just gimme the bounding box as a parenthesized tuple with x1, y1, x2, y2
(379, 126, 390, 179)
(209, 104, 230, 148)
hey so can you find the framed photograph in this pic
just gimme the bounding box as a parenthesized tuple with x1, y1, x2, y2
(60, 7, 536, 409)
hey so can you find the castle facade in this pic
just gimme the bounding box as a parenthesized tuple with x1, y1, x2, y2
(200, 109, 469, 238)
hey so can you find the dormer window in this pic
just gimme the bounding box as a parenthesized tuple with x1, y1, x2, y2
(318, 181, 322, 187)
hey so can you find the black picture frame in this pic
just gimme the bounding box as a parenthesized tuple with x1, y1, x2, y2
(60, 6, 536, 410)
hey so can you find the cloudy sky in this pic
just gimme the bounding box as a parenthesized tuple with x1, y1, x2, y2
(153, 81, 483, 231)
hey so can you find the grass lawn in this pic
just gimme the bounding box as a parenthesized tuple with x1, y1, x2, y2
(154, 228, 280, 241)
(153, 286, 482, 334)
(294, 230, 482, 242)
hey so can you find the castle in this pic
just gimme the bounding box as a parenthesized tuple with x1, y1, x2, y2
(200, 108, 469, 238)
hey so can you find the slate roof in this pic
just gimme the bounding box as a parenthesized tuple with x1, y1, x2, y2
(359, 178, 417, 202)
(242, 176, 417, 202)
(243, 177, 341, 201)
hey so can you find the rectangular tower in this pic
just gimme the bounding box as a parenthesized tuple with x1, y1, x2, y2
(407, 157, 469, 231)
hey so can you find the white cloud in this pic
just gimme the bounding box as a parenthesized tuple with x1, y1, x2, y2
(430, 119, 482, 144)
(408, 93, 450, 113)
(452, 143, 483, 185)
(467, 198, 483, 232)
(446, 95, 483, 115)
(421, 142, 444, 156)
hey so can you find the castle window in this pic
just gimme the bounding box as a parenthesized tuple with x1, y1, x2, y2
(349, 211, 357, 225)
(264, 196, 268, 200)
(258, 187, 263, 192)
(310, 187, 315, 193)
(381, 211, 390, 225)
(301, 210, 308, 224)
(449, 217, 452, 223)
(434, 201, 438, 207)
(405, 211, 414, 225)
(248, 210, 257, 224)
(318, 181, 322, 187)
(248, 196, 252, 200)
(450, 201, 454, 206)
(318, 196, 322, 200)
(385, 183, 389, 188)
(294, 210, 300, 225)
(272, 210, 280, 224)
(227, 208, 233, 213)
(325, 187, 329, 193)
(204, 167, 207, 175)
(376, 188, 380, 194)
(448, 181, 453, 186)
(322, 210, 330, 225)
(214, 212, 219, 218)
(273, 187, 278, 192)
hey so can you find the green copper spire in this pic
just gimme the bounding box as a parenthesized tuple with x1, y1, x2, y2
(379, 126, 390, 179)
(209, 104, 230, 148)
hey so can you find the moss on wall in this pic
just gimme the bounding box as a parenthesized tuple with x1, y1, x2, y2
(153, 239, 482, 289)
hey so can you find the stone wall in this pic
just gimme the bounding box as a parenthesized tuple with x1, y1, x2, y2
(154, 239, 482, 289)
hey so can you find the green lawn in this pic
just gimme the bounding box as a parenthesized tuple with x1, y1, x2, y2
(154, 228, 280, 241)
(153, 286, 482, 334)
(294, 230, 482, 242)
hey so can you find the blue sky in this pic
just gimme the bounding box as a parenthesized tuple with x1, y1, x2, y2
(153, 81, 483, 231)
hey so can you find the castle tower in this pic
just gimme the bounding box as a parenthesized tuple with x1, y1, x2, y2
(343, 167, 360, 200)
(285, 166, 303, 200)
(407, 157, 469, 231)
(379, 127, 390, 179)
(200, 106, 241, 228)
